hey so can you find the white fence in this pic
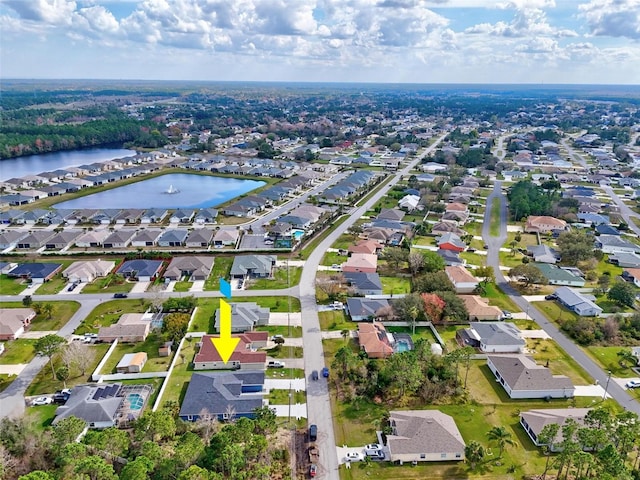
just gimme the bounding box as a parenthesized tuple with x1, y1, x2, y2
(91, 339, 119, 382)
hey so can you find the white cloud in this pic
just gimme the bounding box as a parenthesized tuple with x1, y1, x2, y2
(3, 0, 77, 24)
(579, 0, 640, 40)
(465, 7, 577, 38)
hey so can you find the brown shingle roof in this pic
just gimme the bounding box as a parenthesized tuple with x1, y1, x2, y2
(195, 332, 268, 364)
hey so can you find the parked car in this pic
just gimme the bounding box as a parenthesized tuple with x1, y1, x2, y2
(626, 380, 640, 389)
(345, 452, 362, 462)
(311, 370, 319, 381)
(67, 283, 78, 291)
(32, 397, 52, 406)
(544, 294, 556, 301)
(271, 334, 284, 341)
(502, 310, 513, 319)
(52, 394, 68, 405)
(113, 293, 128, 298)
(309, 464, 317, 477)
(331, 302, 343, 310)
(364, 444, 381, 454)
(322, 367, 329, 378)
(267, 360, 285, 368)
(309, 424, 317, 442)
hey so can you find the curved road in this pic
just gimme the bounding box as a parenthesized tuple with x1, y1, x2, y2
(482, 182, 640, 415)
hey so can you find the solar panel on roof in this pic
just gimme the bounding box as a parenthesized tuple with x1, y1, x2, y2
(92, 390, 102, 401)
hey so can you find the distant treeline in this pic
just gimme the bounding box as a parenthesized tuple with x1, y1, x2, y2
(0, 119, 168, 159)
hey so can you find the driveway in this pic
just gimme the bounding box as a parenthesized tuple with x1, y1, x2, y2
(130, 281, 150, 293)
(270, 403, 307, 419)
(269, 312, 302, 326)
(265, 378, 306, 391)
(0, 365, 27, 375)
(519, 329, 551, 339)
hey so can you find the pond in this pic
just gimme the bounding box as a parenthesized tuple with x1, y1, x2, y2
(53, 173, 266, 209)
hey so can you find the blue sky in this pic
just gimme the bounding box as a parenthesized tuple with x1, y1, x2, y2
(1, 0, 638, 84)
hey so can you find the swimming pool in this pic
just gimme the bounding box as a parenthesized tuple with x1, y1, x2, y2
(292, 229, 305, 240)
(127, 393, 144, 411)
(394, 339, 411, 353)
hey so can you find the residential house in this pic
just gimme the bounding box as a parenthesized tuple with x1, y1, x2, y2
(230, 255, 276, 279)
(577, 213, 609, 226)
(437, 249, 464, 266)
(458, 322, 525, 353)
(193, 332, 268, 370)
(520, 409, 591, 452)
(622, 268, 640, 287)
(185, 229, 214, 248)
(102, 230, 136, 249)
(595, 224, 620, 236)
(130, 229, 163, 247)
(431, 222, 466, 237)
(75, 230, 110, 248)
(442, 211, 469, 225)
(346, 298, 391, 321)
(194, 208, 219, 224)
(377, 208, 405, 222)
(213, 229, 240, 247)
(140, 208, 169, 224)
(343, 272, 384, 296)
(445, 202, 468, 214)
(595, 235, 640, 255)
(0, 308, 35, 340)
(524, 216, 567, 234)
(164, 256, 214, 281)
(117, 259, 163, 282)
(158, 229, 188, 247)
(53, 384, 126, 429)
(15, 231, 55, 249)
(445, 266, 479, 293)
(487, 354, 575, 399)
(609, 252, 640, 268)
(348, 240, 383, 256)
(342, 253, 378, 273)
(358, 322, 394, 358)
(532, 263, 585, 287)
(398, 194, 420, 211)
(116, 352, 148, 373)
(98, 313, 152, 343)
(387, 410, 466, 463)
(114, 209, 144, 225)
(437, 233, 466, 253)
(170, 209, 195, 224)
(527, 245, 560, 264)
(179, 371, 265, 422)
(41, 230, 79, 250)
(502, 171, 528, 182)
(0, 231, 27, 249)
(460, 295, 503, 321)
(8, 263, 62, 283)
(63, 260, 115, 283)
(553, 286, 603, 317)
(214, 302, 270, 333)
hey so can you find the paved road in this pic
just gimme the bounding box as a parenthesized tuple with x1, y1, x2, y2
(601, 185, 640, 236)
(482, 182, 640, 415)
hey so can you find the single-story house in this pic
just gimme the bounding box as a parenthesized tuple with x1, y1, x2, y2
(437, 249, 464, 266)
(63, 260, 115, 283)
(15, 231, 55, 249)
(431, 222, 465, 237)
(116, 352, 148, 373)
(358, 322, 394, 358)
(342, 253, 378, 274)
(117, 259, 164, 282)
(377, 208, 405, 222)
(8, 263, 63, 283)
(141, 208, 169, 224)
(458, 322, 525, 353)
(194, 208, 219, 224)
(230, 255, 276, 279)
(213, 229, 240, 246)
(532, 263, 585, 287)
(343, 272, 384, 296)
(460, 295, 502, 321)
(0, 308, 35, 340)
(346, 298, 391, 322)
(524, 216, 567, 234)
(130, 229, 163, 247)
(193, 332, 268, 370)
(214, 302, 270, 333)
(75, 230, 110, 248)
(387, 410, 465, 463)
(445, 266, 479, 293)
(437, 233, 466, 253)
(44, 230, 82, 250)
(595, 235, 640, 255)
(179, 371, 265, 422)
(102, 230, 136, 249)
(348, 240, 383, 256)
(527, 245, 559, 264)
(53, 384, 125, 429)
(487, 354, 575, 399)
(185, 229, 214, 248)
(553, 286, 603, 317)
(520, 408, 592, 452)
(398, 194, 420, 211)
(158, 229, 189, 247)
(98, 313, 152, 343)
(0, 230, 27, 249)
(622, 268, 640, 287)
(609, 252, 640, 268)
(170, 209, 196, 223)
(164, 256, 214, 281)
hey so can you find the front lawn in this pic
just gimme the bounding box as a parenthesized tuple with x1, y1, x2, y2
(248, 266, 302, 289)
(0, 374, 13, 393)
(586, 346, 638, 378)
(481, 283, 521, 313)
(268, 389, 306, 405)
(532, 300, 580, 324)
(203, 256, 234, 291)
(319, 310, 356, 331)
(0, 300, 80, 331)
(321, 251, 347, 267)
(74, 299, 149, 335)
(266, 368, 305, 380)
(255, 325, 303, 338)
(34, 275, 68, 295)
(498, 250, 527, 269)
(265, 346, 303, 359)
(190, 298, 218, 332)
(99, 334, 172, 374)
(526, 339, 593, 385)
(173, 281, 193, 292)
(0, 339, 36, 365)
(0, 274, 27, 295)
(82, 274, 134, 294)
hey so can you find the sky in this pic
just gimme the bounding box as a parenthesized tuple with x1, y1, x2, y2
(1, 0, 639, 84)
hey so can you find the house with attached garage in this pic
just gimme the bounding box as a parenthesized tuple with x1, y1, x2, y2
(0, 231, 27, 249)
(622, 268, 640, 287)
(117, 259, 163, 282)
(63, 260, 115, 283)
(445, 266, 479, 293)
(531, 263, 585, 287)
(75, 230, 110, 248)
(553, 286, 603, 317)
(520, 408, 592, 452)
(342, 253, 378, 274)
(8, 263, 62, 283)
(387, 410, 466, 463)
(131, 229, 163, 247)
(357, 322, 394, 359)
(609, 252, 640, 268)
(343, 272, 383, 296)
(98, 313, 152, 343)
(437, 233, 466, 253)
(527, 245, 560, 264)
(193, 332, 267, 370)
(346, 298, 391, 322)
(164, 256, 214, 281)
(158, 229, 188, 247)
(458, 322, 525, 353)
(15, 231, 55, 249)
(460, 295, 503, 321)
(214, 302, 270, 333)
(102, 230, 136, 249)
(524, 216, 567, 234)
(170, 209, 196, 224)
(179, 371, 265, 422)
(213, 229, 240, 247)
(194, 208, 218, 224)
(595, 235, 640, 255)
(0, 308, 36, 340)
(230, 255, 276, 280)
(140, 208, 169, 224)
(487, 354, 575, 399)
(44, 230, 82, 250)
(185, 229, 214, 247)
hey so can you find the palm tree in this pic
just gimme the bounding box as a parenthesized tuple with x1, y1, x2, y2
(465, 440, 485, 470)
(486, 426, 515, 458)
(617, 349, 637, 370)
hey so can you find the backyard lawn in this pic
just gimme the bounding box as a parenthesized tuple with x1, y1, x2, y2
(74, 299, 149, 335)
(99, 334, 173, 374)
(158, 340, 196, 408)
(380, 276, 411, 295)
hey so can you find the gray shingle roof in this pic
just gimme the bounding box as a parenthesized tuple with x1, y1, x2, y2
(388, 410, 465, 456)
(488, 355, 574, 392)
(469, 322, 525, 348)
